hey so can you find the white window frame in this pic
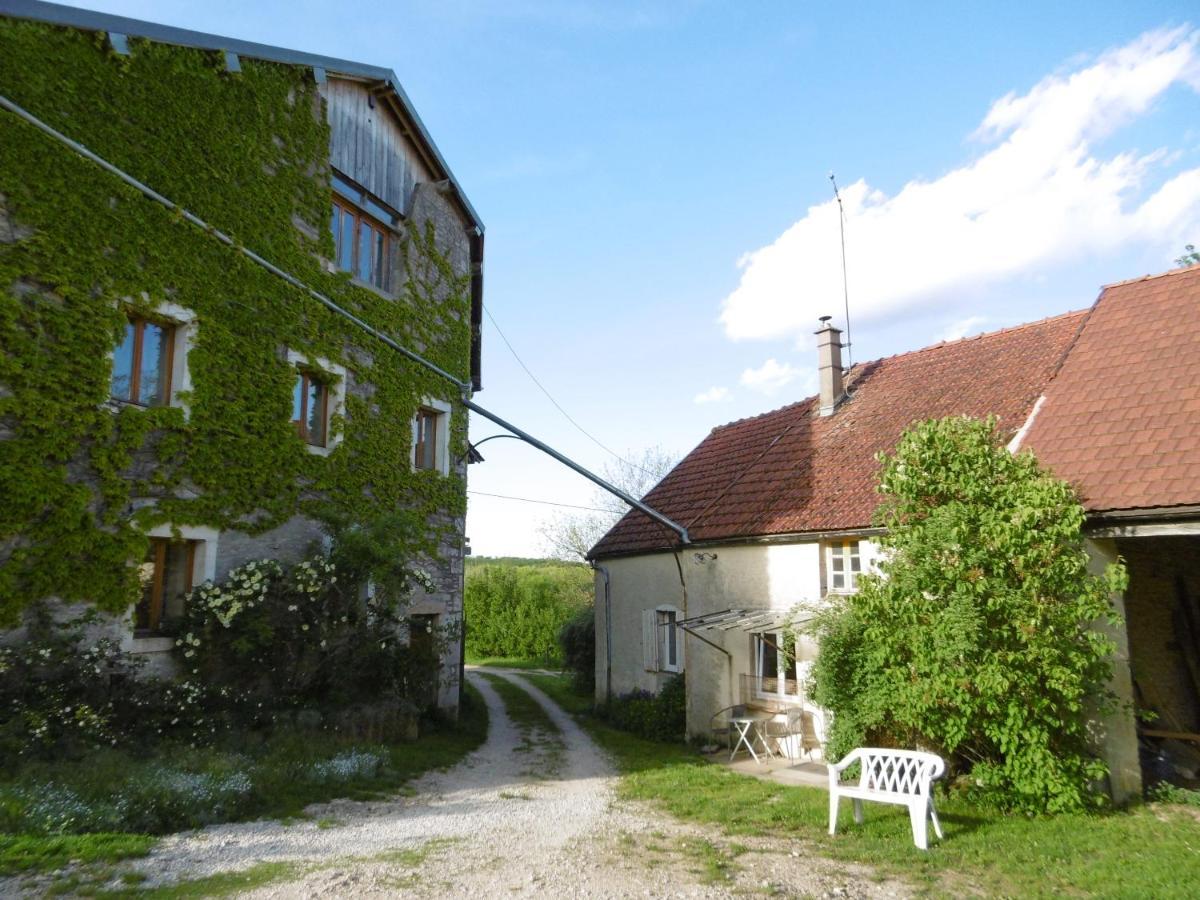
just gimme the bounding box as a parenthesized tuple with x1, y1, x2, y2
(411, 397, 451, 475)
(657, 605, 682, 674)
(827, 539, 862, 593)
(286, 350, 347, 457)
(753, 631, 801, 700)
(642, 605, 683, 674)
(123, 523, 219, 654)
(106, 299, 197, 419)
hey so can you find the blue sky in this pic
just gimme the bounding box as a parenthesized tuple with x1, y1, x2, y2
(59, 1, 1200, 557)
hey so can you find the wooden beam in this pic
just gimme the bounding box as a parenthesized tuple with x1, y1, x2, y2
(1141, 729, 1200, 743)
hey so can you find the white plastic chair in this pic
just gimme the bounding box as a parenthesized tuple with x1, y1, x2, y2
(827, 747, 945, 849)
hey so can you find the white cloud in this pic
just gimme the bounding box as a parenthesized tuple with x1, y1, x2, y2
(938, 315, 991, 343)
(740, 359, 809, 396)
(719, 27, 1200, 343)
(693, 386, 731, 404)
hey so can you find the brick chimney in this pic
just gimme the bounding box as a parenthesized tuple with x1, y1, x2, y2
(816, 316, 845, 416)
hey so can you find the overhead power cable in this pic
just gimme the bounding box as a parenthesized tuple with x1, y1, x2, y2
(482, 304, 657, 479)
(0, 91, 690, 545)
(467, 490, 609, 512)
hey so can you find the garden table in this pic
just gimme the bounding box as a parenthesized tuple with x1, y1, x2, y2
(729, 711, 776, 764)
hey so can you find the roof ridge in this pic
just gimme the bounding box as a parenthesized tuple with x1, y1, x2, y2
(1100, 261, 1200, 290)
(708, 308, 1088, 436)
(883, 307, 1091, 362)
(710, 395, 817, 433)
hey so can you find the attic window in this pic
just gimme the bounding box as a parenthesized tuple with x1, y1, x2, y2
(829, 540, 861, 592)
(330, 171, 400, 293)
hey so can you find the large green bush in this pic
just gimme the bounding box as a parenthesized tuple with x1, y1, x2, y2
(464, 561, 591, 663)
(596, 675, 686, 742)
(805, 416, 1127, 814)
(558, 606, 596, 693)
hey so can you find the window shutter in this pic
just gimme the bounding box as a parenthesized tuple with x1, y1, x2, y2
(642, 609, 659, 672)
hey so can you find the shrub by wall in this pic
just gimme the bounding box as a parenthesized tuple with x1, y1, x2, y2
(558, 606, 595, 693)
(595, 675, 685, 743)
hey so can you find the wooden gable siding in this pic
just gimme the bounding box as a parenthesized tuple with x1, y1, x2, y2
(322, 77, 431, 215)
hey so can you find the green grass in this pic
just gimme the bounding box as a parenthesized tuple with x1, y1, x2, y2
(526, 672, 1200, 899)
(0, 833, 155, 877)
(98, 861, 306, 898)
(0, 684, 489, 879)
(466, 656, 558, 670)
(92, 837, 461, 898)
(369, 836, 460, 867)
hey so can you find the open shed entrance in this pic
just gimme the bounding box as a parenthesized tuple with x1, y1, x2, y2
(1119, 535, 1200, 788)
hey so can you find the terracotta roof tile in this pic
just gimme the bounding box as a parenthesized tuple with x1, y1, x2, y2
(1023, 265, 1200, 515)
(591, 265, 1200, 559)
(591, 310, 1088, 558)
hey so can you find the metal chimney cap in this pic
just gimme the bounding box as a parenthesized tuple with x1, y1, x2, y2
(818, 315, 833, 325)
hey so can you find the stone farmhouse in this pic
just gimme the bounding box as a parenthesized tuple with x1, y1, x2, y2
(589, 263, 1200, 802)
(0, 1, 484, 713)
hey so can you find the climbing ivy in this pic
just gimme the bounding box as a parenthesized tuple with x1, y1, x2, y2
(0, 21, 472, 625)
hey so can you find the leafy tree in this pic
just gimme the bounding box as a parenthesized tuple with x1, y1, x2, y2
(538, 446, 678, 561)
(1176, 244, 1200, 267)
(464, 562, 591, 663)
(803, 416, 1127, 814)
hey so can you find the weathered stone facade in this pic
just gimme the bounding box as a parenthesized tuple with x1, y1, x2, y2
(0, 8, 483, 715)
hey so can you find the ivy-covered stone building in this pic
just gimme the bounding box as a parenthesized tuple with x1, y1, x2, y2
(0, 1, 484, 713)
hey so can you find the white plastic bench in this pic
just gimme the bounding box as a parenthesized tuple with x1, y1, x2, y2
(827, 747, 945, 849)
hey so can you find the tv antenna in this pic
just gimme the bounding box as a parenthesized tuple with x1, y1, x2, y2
(829, 172, 853, 369)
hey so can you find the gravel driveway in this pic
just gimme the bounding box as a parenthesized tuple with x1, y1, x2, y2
(125, 670, 908, 898)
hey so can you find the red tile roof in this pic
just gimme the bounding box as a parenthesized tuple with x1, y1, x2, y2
(1022, 265, 1200, 515)
(590, 310, 1089, 558)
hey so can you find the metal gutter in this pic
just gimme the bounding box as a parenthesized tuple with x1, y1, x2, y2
(589, 524, 884, 562)
(464, 399, 690, 545)
(1, 0, 485, 234)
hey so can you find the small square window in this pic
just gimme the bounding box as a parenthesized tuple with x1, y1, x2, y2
(136, 537, 196, 634)
(111, 316, 175, 406)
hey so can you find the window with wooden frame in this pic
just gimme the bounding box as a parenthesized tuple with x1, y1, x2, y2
(330, 171, 399, 292)
(292, 369, 330, 447)
(136, 538, 196, 634)
(413, 406, 440, 471)
(110, 315, 175, 406)
(829, 539, 862, 592)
